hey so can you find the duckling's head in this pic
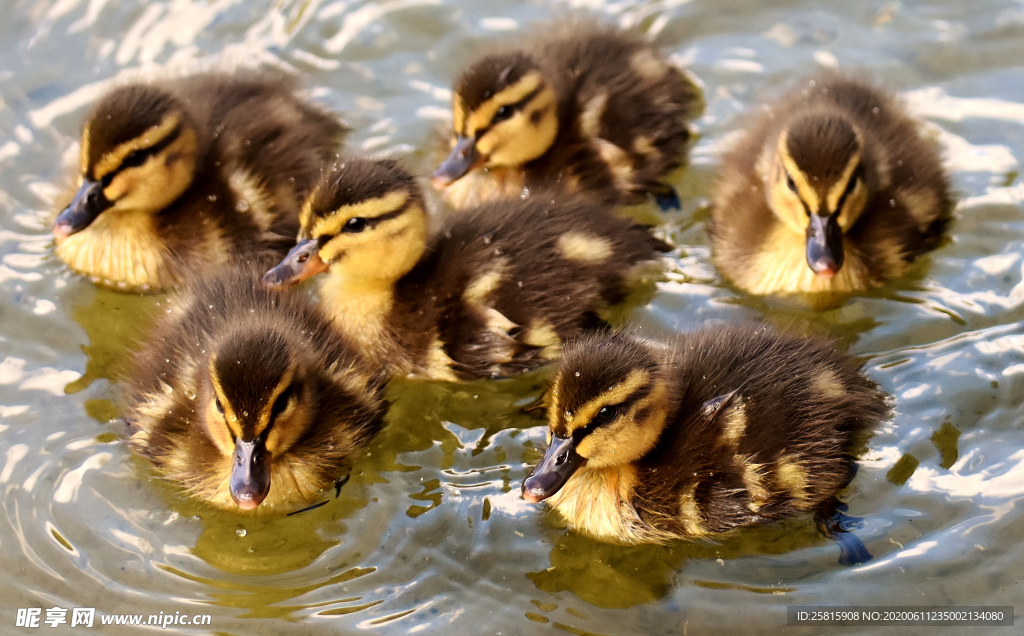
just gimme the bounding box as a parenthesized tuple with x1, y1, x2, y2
(432, 52, 559, 187)
(54, 84, 200, 240)
(760, 112, 869, 278)
(264, 159, 427, 289)
(203, 325, 315, 510)
(523, 333, 672, 503)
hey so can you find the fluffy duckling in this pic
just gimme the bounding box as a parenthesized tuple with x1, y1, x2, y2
(53, 72, 347, 292)
(431, 20, 702, 210)
(264, 159, 669, 380)
(125, 269, 385, 512)
(710, 76, 952, 302)
(522, 326, 888, 552)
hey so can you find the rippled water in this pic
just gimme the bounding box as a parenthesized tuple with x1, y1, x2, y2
(2, 0, 1024, 633)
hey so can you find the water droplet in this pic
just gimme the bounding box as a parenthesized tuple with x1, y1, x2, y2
(207, 194, 218, 202)
(242, 411, 249, 418)
(184, 389, 197, 400)
(519, 187, 530, 200)
(575, 371, 581, 377)
(872, 106, 880, 115)
(889, 199, 897, 208)
(236, 199, 250, 212)
(236, 529, 247, 537)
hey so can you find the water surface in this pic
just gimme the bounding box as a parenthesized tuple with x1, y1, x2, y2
(1, 0, 1023, 634)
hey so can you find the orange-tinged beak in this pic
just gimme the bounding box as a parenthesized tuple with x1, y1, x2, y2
(263, 239, 328, 287)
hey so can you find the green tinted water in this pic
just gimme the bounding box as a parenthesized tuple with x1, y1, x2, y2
(1, 0, 1023, 634)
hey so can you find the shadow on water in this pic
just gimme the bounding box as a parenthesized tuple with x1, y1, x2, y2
(62, 285, 163, 398)
(526, 515, 834, 609)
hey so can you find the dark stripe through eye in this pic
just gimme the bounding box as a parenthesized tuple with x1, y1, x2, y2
(834, 165, 862, 214)
(482, 86, 542, 132)
(102, 123, 183, 184)
(270, 384, 293, 421)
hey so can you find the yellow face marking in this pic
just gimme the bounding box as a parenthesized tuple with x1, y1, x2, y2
(576, 380, 669, 466)
(310, 190, 409, 239)
(475, 86, 558, 168)
(92, 113, 181, 180)
(557, 232, 613, 263)
(825, 150, 862, 213)
(100, 125, 198, 214)
(257, 367, 296, 436)
(464, 72, 544, 135)
(776, 455, 809, 504)
(79, 121, 91, 175)
(719, 398, 747, 447)
(452, 93, 467, 138)
(777, 132, 820, 212)
(207, 353, 245, 438)
(555, 369, 650, 431)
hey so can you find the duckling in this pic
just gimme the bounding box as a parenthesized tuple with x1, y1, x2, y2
(264, 158, 670, 380)
(125, 268, 385, 512)
(522, 325, 888, 552)
(710, 76, 952, 302)
(53, 71, 347, 292)
(431, 20, 702, 210)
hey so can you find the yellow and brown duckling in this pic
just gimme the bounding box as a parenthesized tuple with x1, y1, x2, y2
(710, 76, 952, 303)
(431, 20, 702, 210)
(523, 325, 888, 554)
(264, 158, 670, 380)
(125, 268, 384, 513)
(53, 72, 347, 292)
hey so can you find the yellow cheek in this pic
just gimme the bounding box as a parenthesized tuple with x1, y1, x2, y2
(767, 180, 809, 235)
(264, 402, 311, 455)
(204, 403, 235, 458)
(836, 185, 868, 231)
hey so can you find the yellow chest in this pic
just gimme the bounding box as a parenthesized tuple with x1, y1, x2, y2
(722, 223, 884, 299)
(55, 213, 176, 292)
(548, 465, 675, 544)
(440, 167, 526, 210)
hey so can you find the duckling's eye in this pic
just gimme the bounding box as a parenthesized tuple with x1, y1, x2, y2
(594, 405, 618, 424)
(270, 384, 293, 421)
(343, 217, 368, 233)
(786, 173, 798, 194)
(843, 174, 859, 199)
(120, 149, 148, 170)
(492, 105, 514, 123)
(214, 396, 224, 414)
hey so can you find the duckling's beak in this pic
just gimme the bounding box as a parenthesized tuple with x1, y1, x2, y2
(432, 136, 482, 188)
(805, 212, 844, 278)
(230, 436, 271, 510)
(522, 434, 585, 503)
(53, 179, 111, 239)
(263, 239, 327, 287)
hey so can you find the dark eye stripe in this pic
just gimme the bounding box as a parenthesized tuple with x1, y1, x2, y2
(834, 165, 862, 214)
(98, 123, 183, 183)
(570, 385, 652, 443)
(270, 384, 293, 421)
(475, 86, 543, 138)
